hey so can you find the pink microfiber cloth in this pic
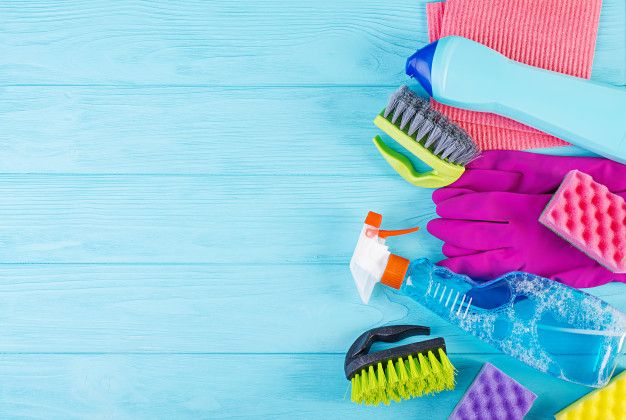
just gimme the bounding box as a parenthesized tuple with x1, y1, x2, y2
(426, 0, 602, 151)
(540, 170, 626, 273)
(449, 363, 537, 420)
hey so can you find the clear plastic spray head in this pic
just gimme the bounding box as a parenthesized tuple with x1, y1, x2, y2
(350, 212, 418, 303)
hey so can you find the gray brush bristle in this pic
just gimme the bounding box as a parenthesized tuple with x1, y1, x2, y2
(382, 85, 480, 165)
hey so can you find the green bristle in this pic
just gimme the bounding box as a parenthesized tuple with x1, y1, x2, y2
(376, 362, 386, 389)
(407, 354, 420, 378)
(363, 366, 374, 405)
(367, 365, 377, 394)
(438, 348, 457, 390)
(386, 359, 398, 384)
(427, 350, 445, 393)
(395, 359, 410, 399)
(376, 362, 388, 405)
(417, 353, 434, 393)
(396, 358, 409, 383)
(359, 368, 368, 402)
(384, 360, 400, 404)
(351, 375, 359, 403)
(417, 353, 430, 377)
(349, 347, 457, 406)
(406, 355, 425, 397)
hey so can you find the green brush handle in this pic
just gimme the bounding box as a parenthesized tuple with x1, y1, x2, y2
(372, 112, 466, 188)
(373, 136, 462, 188)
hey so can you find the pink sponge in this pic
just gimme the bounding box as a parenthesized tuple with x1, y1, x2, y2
(539, 170, 626, 273)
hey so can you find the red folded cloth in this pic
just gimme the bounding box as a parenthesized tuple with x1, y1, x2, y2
(426, 0, 602, 150)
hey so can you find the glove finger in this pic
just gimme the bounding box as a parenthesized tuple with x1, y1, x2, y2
(428, 218, 512, 250)
(468, 150, 578, 172)
(442, 243, 477, 258)
(437, 248, 520, 281)
(551, 264, 626, 289)
(447, 169, 523, 193)
(465, 150, 537, 172)
(437, 189, 626, 222)
(435, 192, 522, 221)
(432, 187, 475, 205)
(470, 151, 626, 193)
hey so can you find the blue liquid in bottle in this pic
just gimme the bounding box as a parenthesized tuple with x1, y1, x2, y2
(401, 259, 626, 387)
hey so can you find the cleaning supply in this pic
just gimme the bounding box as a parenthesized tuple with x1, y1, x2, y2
(555, 370, 626, 419)
(428, 189, 626, 288)
(427, 0, 626, 87)
(344, 324, 456, 406)
(425, 0, 603, 151)
(540, 170, 626, 273)
(351, 211, 626, 387)
(449, 363, 537, 420)
(372, 85, 480, 188)
(428, 151, 626, 287)
(405, 36, 626, 162)
(440, 150, 626, 196)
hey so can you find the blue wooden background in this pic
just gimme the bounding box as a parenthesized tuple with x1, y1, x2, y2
(0, 1, 624, 418)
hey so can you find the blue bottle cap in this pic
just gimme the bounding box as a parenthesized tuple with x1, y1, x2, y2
(405, 40, 438, 97)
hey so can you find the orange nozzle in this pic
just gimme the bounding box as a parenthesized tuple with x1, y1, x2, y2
(365, 211, 419, 238)
(379, 226, 420, 238)
(365, 211, 383, 228)
(381, 254, 410, 289)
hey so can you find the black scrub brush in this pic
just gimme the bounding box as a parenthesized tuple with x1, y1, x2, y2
(345, 324, 456, 406)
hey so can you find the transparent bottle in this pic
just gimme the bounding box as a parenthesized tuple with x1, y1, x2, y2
(351, 212, 626, 387)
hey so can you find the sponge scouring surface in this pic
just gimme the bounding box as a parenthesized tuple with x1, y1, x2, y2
(555, 370, 626, 419)
(449, 363, 536, 420)
(539, 170, 626, 273)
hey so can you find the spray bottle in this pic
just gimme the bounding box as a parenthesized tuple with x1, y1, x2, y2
(351, 211, 626, 388)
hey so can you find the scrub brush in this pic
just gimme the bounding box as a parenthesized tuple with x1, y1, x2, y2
(344, 324, 456, 406)
(373, 85, 480, 188)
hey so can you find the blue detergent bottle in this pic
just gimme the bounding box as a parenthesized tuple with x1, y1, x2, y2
(351, 212, 626, 388)
(404, 36, 626, 163)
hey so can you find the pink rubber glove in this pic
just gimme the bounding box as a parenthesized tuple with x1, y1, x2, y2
(427, 190, 626, 288)
(427, 150, 626, 287)
(443, 150, 626, 197)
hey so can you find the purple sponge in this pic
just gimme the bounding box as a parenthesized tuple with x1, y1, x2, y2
(449, 363, 536, 420)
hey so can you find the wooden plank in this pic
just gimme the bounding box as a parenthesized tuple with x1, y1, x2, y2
(0, 0, 622, 86)
(0, 85, 607, 174)
(0, 353, 622, 419)
(0, 174, 439, 263)
(0, 86, 404, 174)
(0, 263, 623, 353)
(0, 0, 428, 86)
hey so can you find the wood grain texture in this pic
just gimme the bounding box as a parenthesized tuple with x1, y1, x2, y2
(0, 263, 624, 354)
(0, 353, 622, 419)
(1, 0, 625, 418)
(0, 0, 428, 86)
(0, 84, 607, 174)
(0, 0, 622, 86)
(0, 174, 441, 263)
(0, 86, 400, 174)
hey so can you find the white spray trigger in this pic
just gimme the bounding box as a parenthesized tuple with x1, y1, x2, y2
(349, 212, 419, 304)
